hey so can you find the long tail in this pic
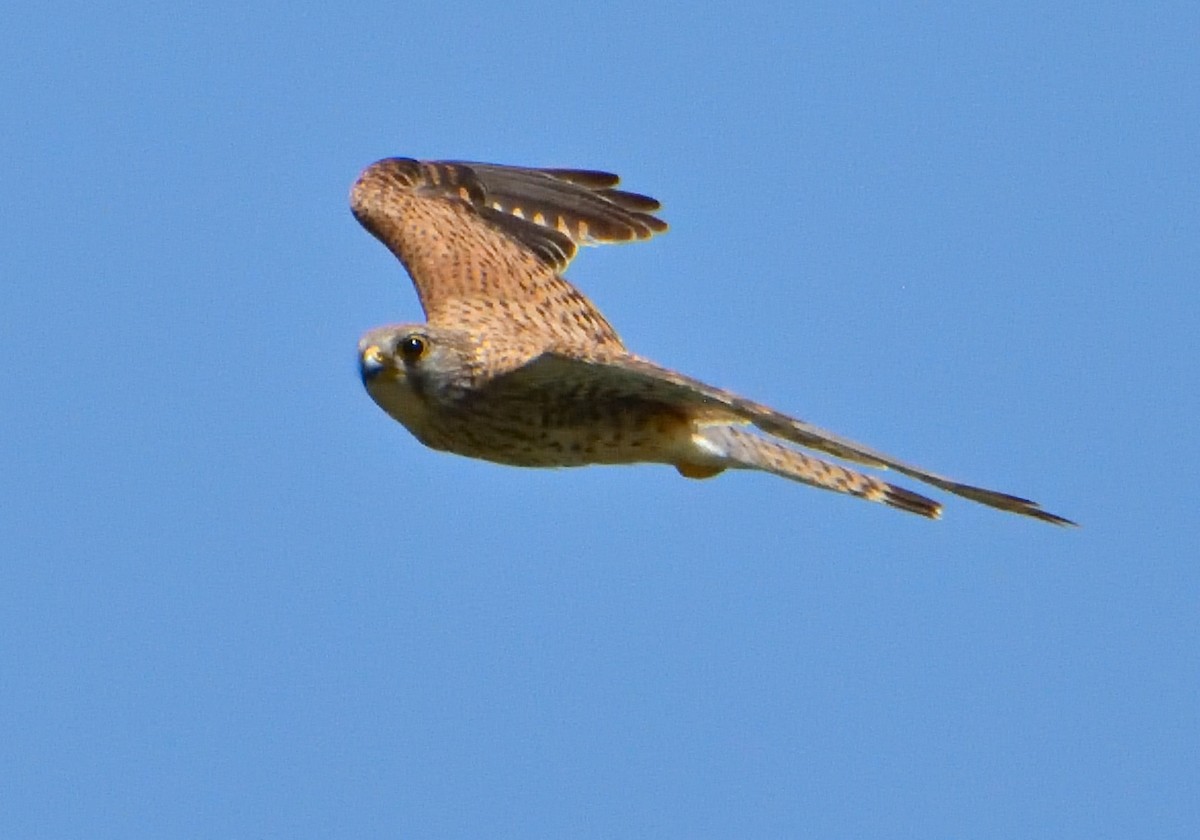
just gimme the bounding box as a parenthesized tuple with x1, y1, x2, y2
(687, 425, 943, 520)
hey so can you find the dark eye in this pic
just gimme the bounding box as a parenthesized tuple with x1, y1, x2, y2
(398, 334, 427, 362)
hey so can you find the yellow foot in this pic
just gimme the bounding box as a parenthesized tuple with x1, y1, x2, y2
(675, 463, 725, 480)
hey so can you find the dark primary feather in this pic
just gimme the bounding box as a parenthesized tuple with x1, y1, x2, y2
(452, 160, 668, 243)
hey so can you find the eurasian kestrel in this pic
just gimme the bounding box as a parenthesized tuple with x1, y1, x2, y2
(351, 157, 1073, 525)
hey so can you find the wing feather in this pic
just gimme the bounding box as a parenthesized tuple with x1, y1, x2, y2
(351, 158, 667, 277)
(452, 161, 668, 251)
(350, 157, 668, 350)
(492, 352, 1076, 525)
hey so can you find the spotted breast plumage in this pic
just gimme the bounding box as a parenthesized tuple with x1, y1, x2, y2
(351, 157, 1073, 525)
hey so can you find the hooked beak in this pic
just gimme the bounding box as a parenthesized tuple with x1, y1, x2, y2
(359, 344, 388, 382)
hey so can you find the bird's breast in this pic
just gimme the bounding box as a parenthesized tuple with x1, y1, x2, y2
(408, 389, 694, 468)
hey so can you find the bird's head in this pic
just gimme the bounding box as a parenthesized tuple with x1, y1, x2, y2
(358, 324, 479, 425)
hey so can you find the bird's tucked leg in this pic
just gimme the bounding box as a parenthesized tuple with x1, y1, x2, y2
(675, 462, 725, 480)
(689, 425, 943, 519)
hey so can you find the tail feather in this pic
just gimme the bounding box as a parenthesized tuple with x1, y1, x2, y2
(691, 425, 943, 520)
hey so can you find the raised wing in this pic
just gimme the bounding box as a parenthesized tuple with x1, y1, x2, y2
(350, 158, 666, 344)
(491, 352, 1076, 526)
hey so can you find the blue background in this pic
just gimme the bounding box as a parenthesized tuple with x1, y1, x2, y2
(4, 2, 1197, 837)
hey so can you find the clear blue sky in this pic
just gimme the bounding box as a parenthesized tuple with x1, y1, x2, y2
(4, 2, 1197, 837)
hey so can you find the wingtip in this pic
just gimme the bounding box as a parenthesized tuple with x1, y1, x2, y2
(1027, 509, 1079, 527)
(950, 485, 1077, 527)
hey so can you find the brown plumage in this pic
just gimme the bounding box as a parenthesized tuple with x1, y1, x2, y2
(352, 157, 1074, 525)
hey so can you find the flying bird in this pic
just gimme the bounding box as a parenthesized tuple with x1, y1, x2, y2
(351, 157, 1073, 525)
